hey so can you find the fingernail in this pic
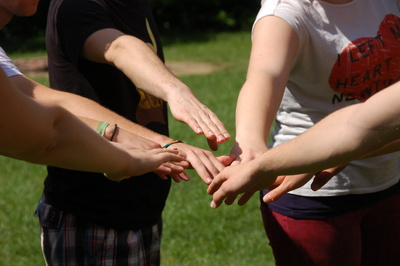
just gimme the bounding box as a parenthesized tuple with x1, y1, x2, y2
(217, 135, 225, 142)
(197, 128, 203, 134)
(207, 178, 213, 184)
(263, 194, 272, 203)
(210, 201, 216, 208)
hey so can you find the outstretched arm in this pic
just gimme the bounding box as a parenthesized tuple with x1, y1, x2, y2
(82, 28, 230, 150)
(0, 69, 184, 180)
(208, 81, 400, 207)
(230, 15, 299, 166)
(10, 74, 231, 184)
(10, 74, 172, 147)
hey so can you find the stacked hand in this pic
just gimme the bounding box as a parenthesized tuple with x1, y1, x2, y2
(207, 156, 346, 208)
(167, 88, 230, 151)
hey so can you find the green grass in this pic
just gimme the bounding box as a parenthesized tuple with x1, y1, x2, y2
(2, 31, 274, 265)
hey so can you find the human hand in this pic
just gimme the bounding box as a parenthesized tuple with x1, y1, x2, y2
(262, 173, 314, 203)
(154, 160, 190, 182)
(111, 128, 191, 180)
(166, 143, 235, 184)
(208, 159, 277, 208)
(167, 89, 230, 151)
(311, 165, 347, 191)
(262, 165, 347, 203)
(105, 146, 186, 181)
(229, 140, 268, 166)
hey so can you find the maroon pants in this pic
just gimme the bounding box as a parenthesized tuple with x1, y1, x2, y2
(261, 193, 400, 266)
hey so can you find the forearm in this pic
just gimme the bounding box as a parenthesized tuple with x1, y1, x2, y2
(89, 31, 189, 102)
(235, 77, 283, 145)
(1, 72, 133, 174)
(22, 104, 130, 173)
(82, 29, 230, 147)
(256, 97, 400, 176)
(235, 15, 298, 148)
(10, 75, 172, 145)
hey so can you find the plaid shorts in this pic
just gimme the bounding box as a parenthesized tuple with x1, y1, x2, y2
(35, 198, 162, 266)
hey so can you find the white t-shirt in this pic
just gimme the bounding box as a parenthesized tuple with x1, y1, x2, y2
(0, 47, 23, 77)
(255, 0, 400, 196)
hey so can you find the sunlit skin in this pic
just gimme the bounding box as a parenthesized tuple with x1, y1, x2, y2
(0, 0, 40, 28)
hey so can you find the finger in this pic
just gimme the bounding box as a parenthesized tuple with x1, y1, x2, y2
(189, 150, 224, 183)
(195, 118, 215, 141)
(311, 172, 332, 191)
(156, 173, 169, 180)
(237, 191, 257, 206)
(170, 174, 181, 183)
(264, 173, 313, 202)
(207, 173, 226, 195)
(311, 166, 343, 191)
(169, 160, 190, 169)
(178, 172, 191, 181)
(262, 188, 287, 203)
(207, 138, 219, 151)
(152, 149, 184, 164)
(208, 114, 230, 142)
(194, 106, 229, 143)
(160, 162, 185, 175)
(223, 194, 239, 205)
(312, 165, 346, 190)
(154, 165, 172, 175)
(268, 175, 286, 189)
(230, 160, 241, 166)
(210, 184, 230, 208)
(217, 154, 236, 167)
(185, 152, 213, 184)
(186, 117, 204, 136)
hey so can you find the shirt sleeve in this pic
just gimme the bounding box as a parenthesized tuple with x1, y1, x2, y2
(0, 47, 23, 77)
(253, 0, 280, 31)
(56, 0, 118, 65)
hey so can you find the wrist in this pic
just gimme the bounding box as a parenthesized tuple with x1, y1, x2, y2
(97, 122, 118, 141)
(164, 83, 191, 103)
(162, 140, 187, 148)
(106, 124, 118, 141)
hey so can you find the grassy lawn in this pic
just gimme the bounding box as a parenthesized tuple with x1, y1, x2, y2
(1, 31, 275, 265)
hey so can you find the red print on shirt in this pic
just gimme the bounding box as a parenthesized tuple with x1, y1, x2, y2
(329, 14, 400, 102)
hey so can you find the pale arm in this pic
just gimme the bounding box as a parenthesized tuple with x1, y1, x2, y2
(10, 74, 172, 146)
(257, 83, 400, 176)
(208, 81, 400, 207)
(231, 16, 299, 163)
(0, 69, 183, 179)
(10, 74, 231, 183)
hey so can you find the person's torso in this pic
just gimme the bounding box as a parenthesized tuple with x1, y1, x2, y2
(44, 0, 170, 230)
(256, 0, 400, 196)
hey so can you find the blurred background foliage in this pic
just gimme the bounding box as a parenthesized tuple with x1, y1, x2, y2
(0, 0, 260, 53)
